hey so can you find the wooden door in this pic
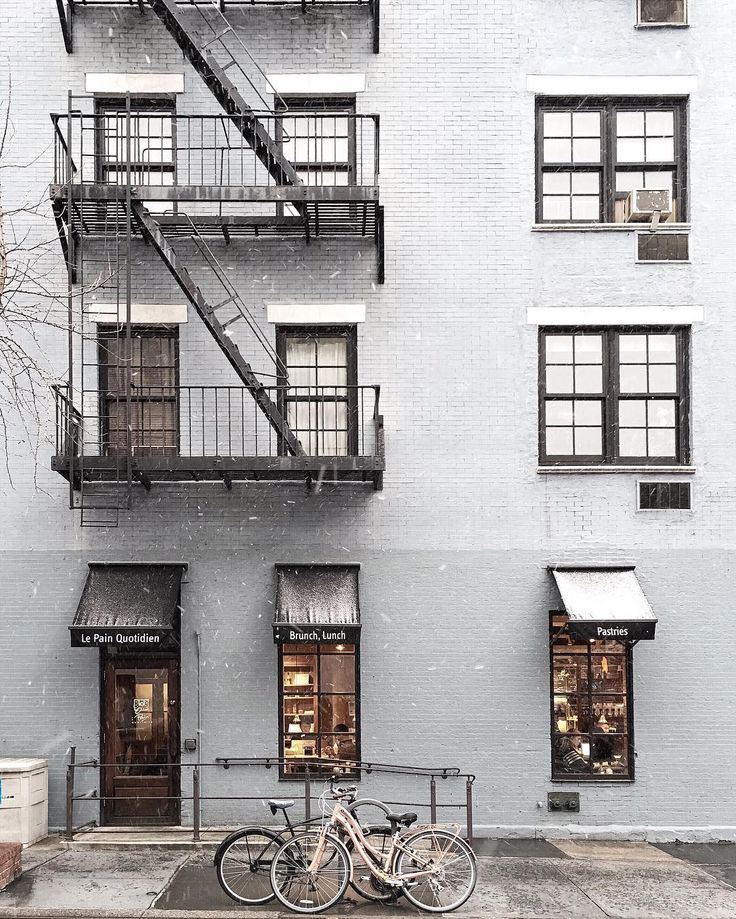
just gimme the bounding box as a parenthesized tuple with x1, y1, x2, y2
(102, 657, 180, 825)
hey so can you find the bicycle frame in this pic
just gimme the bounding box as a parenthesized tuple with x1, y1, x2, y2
(312, 797, 453, 887)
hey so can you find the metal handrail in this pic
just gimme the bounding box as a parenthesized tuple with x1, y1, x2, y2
(64, 747, 476, 843)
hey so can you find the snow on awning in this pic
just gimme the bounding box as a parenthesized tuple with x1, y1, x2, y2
(70, 562, 187, 648)
(551, 566, 657, 642)
(273, 565, 361, 644)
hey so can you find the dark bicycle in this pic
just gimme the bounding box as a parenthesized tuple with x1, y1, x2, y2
(215, 793, 400, 906)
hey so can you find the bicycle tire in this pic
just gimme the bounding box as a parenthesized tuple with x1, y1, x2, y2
(215, 825, 282, 905)
(392, 829, 476, 913)
(270, 830, 351, 914)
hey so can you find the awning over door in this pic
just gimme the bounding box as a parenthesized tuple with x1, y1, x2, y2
(551, 566, 657, 641)
(70, 562, 187, 648)
(273, 564, 361, 643)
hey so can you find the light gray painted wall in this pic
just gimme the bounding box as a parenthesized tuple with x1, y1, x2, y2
(0, 0, 734, 838)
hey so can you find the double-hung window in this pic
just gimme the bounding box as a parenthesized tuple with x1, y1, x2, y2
(539, 327, 690, 466)
(537, 98, 687, 224)
(277, 326, 358, 457)
(96, 97, 176, 189)
(98, 327, 178, 457)
(277, 96, 356, 188)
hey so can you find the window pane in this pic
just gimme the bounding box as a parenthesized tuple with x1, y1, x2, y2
(648, 428, 676, 456)
(546, 401, 573, 425)
(620, 365, 648, 393)
(649, 364, 677, 392)
(618, 399, 647, 427)
(649, 400, 676, 427)
(544, 112, 572, 137)
(575, 427, 602, 455)
(574, 335, 603, 364)
(571, 173, 599, 195)
(572, 112, 601, 137)
(545, 335, 573, 363)
(572, 138, 601, 162)
(543, 172, 571, 194)
(619, 335, 647, 363)
(571, 196, 599, 221)
(575, 401, 602, 425)
(575, 365, 603, 394)
(546, 366, 574, 394)
(617, 138, 645, 162)
(546, 427, 574, 455)
(543, 196, 571, 221)
(646, 110, 675, 135)
(619, 429, 647, 456)
(646, 137, 674, 162)
(649, 334, 677, 363)
(544, 138, 572, 163)
(617, 111, 645, 136)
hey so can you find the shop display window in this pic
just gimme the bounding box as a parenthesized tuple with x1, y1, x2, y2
(550, 614, 634, 780)
(279, 643, 359, 778)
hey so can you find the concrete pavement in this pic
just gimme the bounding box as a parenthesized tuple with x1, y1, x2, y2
(1, 837, 736, 918)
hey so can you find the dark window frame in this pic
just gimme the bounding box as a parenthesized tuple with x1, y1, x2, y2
(276, 325, 359, 457)
(277, 642, 361, 782)
(275, 95, 357, 187)
(98, 326, 180, 457)
(538, 326, 691, 467)
(94, 96, 177, 187)
(535, 97, 688, 224)
(549, 613, 635, 783)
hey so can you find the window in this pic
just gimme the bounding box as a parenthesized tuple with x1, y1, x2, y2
(96, 97, 175, 188)
(638, 0, 687, 25)
(277, 96, 356, 187)
(277, 326, 358, 456)
(279, 643, 359, 778)
(539, 327, 690, 466)
(98, 328, 178, 456)
(537, 98, 687, 223)
(551, 614, 634, 780)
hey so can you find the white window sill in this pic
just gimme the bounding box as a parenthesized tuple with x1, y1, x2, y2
(635, 260, 691, 266)
(635, 22, 689, 29)
(533, 223, 691, 233)
(538, 465, 696, 475)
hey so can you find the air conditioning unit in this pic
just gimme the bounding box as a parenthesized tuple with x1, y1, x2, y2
(623, 189, 672, 223)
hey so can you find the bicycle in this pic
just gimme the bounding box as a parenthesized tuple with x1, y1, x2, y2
(269, 780, 477, 914)
(214, 792, 399, 905)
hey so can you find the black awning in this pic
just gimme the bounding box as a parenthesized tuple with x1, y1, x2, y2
(273, 564, 361, 644)
(551, 566, 658, 642)
(70, 562, 187, 648)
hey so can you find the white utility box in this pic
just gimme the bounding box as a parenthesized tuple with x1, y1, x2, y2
(0, 759, 48, 846)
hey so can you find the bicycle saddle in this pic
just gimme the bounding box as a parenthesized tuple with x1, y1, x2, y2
(386, 811, 418, 827)
(268, 799, 295, 814)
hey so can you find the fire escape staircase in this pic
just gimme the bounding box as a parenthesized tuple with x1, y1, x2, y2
(131, 198, 304, 457)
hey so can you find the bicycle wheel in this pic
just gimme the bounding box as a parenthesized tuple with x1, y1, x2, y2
(215, 826, 281, 905)
(346, 825, 402, 903)
(393, 829, 476, 913)
(270, 830, 351, 914)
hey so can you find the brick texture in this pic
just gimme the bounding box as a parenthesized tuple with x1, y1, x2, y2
(0, 1, 734, 840)
(0, 844, 22, 891)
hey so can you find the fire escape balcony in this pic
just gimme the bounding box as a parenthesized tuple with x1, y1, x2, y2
(53, 384, 384, 490)
(50, 110, 381, 251)
(56, 0, 380, 54)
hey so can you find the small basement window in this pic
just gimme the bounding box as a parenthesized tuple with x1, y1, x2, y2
(638, 481, 691, 509)
(638, 0, 687, 25)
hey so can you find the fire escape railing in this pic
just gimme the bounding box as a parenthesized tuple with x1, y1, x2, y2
(51, 112, 380, 192)
(53, 384, 383, 463)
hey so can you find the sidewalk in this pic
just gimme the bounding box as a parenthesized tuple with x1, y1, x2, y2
(1, 836, 736, 919)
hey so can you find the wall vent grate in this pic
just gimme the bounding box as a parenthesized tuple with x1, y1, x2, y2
(639, 482, 691, 510)
(637, 232, 689, 262)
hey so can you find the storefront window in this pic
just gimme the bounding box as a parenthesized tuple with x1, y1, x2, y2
(550, 614, 634, 780)
(279, 643, 359, 778)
